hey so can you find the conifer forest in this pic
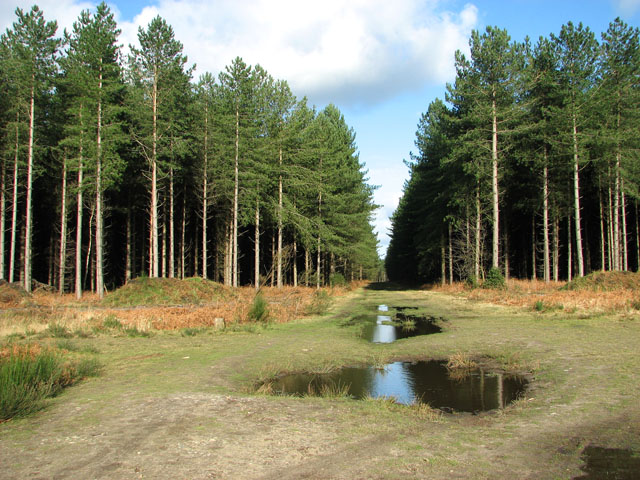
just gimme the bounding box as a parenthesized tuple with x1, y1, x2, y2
(386, 19, 640, 284)
(0, 4, 380, 296)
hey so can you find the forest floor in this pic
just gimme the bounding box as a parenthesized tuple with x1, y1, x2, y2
(1, 277, 640, 479)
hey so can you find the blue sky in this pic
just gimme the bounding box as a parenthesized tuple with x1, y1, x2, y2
(2, 0, 639, 256)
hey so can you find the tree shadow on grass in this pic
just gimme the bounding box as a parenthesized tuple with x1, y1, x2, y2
(364, 282, 422, 291)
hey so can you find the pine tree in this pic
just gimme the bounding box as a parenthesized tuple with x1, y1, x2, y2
(4, 6, 59, 292)
(128, 16, 190, 278)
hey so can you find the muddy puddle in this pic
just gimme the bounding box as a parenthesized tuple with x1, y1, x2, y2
(574, 446, 640, 479)
(268, 360, 528, 412)
(360, 305, 442, 343)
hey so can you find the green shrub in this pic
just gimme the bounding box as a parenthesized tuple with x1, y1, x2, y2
(534, 300, 544, 312)
(305, 290, 331, 315)
(329, 272, 347, 287)
(483, 268, 505, 289)
(465, 275, 479, 289)
(247, 294, 270, 323)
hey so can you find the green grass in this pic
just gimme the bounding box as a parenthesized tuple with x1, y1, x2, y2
(103, 276, 228, 307)
(0, 345, 101, 421)
(2, 286, 640, 479)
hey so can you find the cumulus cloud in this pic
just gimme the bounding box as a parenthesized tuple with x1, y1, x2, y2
(121, 0, 477, 107)
(2, 0, 477, 106)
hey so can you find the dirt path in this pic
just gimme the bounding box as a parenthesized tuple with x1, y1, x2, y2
(2, 287, 640, 479)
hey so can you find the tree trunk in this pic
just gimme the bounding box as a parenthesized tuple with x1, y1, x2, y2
(59, 154, 68, 294)
(277, 147, 283, 288)
(599, 183, 606, 271)
(24, 80, 35, 292)
(232, 103, 239, 288)
(305, 248, 309, 287)
(181, 192, 186, 280)
(293, 237, 298, 287)
(475, 184, 481, 279)
(491, 96, 499, 270)
(567, 214, 572, 282)
(202, 117, 208, 279)
(254, 198, 260, 290)
(553, 216, 559, 282)
(162, 208, 167, 277)
(95, 71, 104, 298)
(448, 223, 453, 284)
(608, 179, 614, 271)
(622, 185, 628, 271)
(75, 123, 84, 299)
(9, 117, 19, 284)
(614, 155, 621, 270)
(572, 113, 585, 277)
(169, 168, 175, 278)
(151, 65, 159, 278)
(543, 157, 550, 282)
(85, 205, 94, 292)
(0, 157, 5, 281)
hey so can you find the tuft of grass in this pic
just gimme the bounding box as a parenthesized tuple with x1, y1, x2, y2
(247, 294, 270, 323)
(101, 316, 123, 330)
(180, 327, 206, 337)
(316, 380, 351, 398)
(409, 402, 444, 421)
(56, 339, 80, 352)
(45, 323, 72, 339)
(124, 326, 151, 338)
(534, 300, 544, 312)
(447, 352, 477, 370)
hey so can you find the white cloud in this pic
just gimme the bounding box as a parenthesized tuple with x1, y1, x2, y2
(614, 0, 640, 16)
(115, 0, 477, 107)
(1, 0, 477, 106)
(1, 0, 94, 38)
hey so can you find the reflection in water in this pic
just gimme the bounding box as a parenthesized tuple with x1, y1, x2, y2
(361, 313, 442, 343)
(574, 446, 640, 479)
(270, 361, 528, 412)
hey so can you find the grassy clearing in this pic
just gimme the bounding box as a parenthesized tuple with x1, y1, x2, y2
(0, 282, 639, 478)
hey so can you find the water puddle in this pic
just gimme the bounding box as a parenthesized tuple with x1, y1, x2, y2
(361, 306, 442, 343)
(574, 446, 640, 479)
(268, 360, 528, 412)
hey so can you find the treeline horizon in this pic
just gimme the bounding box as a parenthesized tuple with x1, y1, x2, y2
(0, 3, 381, 297)
(386, 18, 640, 284)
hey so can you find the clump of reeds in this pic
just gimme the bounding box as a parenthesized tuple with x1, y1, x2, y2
(0, 343, 102, 421)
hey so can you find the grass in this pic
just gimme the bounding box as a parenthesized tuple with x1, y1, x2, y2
(2, 282, 640, 478)
(0, 343, 102, 421)
(102, 276, 228, 307)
